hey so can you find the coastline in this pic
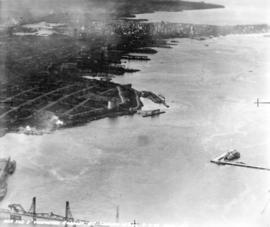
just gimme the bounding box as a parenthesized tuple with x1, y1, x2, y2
(0, 19, 269, 137)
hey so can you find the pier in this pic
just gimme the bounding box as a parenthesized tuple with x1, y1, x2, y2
(211, 153, 270, 172)
(255, 98, 270, 107)
(140, 91, 170, 108)
(122, 55, 150, 61)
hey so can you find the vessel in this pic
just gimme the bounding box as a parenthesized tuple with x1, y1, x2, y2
(141, 109, 166, 117)
(223, 150, 240, 161)
(0, 158, 16, 200)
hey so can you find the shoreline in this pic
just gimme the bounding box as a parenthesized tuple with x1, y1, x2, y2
(0, 20, 268, 137)
(0, 2, 269, 137)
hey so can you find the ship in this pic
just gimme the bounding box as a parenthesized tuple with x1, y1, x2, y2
(223, 150, 240, 161)
(0, 158, 16, 200)
(141, 109, 166, 117)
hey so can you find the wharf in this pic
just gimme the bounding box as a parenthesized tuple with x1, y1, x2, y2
(122, 55, 150, 61)
(210, 153, 270, 172)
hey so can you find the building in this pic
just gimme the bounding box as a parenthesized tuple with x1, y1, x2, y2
(107, 98, 118, 110)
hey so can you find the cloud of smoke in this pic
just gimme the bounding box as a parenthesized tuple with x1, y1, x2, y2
(18, 111, 64, 135)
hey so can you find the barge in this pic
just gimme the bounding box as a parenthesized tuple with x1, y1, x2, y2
(141, 109, 166, 117)
(0, 158, 16, 200)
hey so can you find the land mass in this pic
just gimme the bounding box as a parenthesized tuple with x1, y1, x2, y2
(0, 0, 269, 136)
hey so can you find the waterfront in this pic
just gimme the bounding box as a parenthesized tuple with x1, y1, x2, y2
(0, 33, 270, 226)
(136, 0, 270, 25)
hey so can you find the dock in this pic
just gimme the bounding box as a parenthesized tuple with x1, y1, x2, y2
(140, 91, 170, 108)
(122, 55, 150, 61)
(211, 153, 270, 172)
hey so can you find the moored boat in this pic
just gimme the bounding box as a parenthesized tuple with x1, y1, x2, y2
(0, 157, 16, 201)
(141, 109, 166, 117)
(224, 150, 241, 161)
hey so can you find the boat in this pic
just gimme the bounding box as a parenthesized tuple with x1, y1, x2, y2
(158, 94, 166, 101)
(141, 109, 166, 117)
(0, 182, 7, 200)
(7, 160, 16, 175)
(0, 157, 16, 201)
(223, 150, 240, 161)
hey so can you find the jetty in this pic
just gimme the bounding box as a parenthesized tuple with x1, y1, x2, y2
(140, 91, 170, 108)
(122, 55, 150, 61)
(255, 98, 270, 107)
(211, 152, 270, 172)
